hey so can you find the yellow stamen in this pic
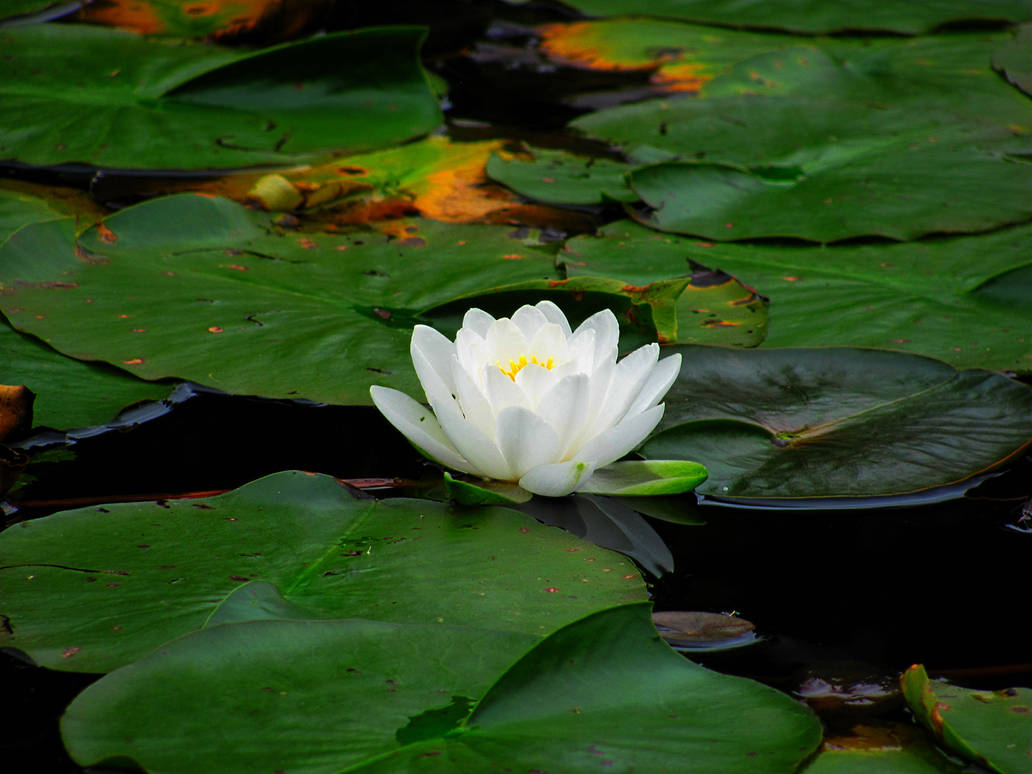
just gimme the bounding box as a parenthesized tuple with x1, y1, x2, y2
(498, 354, 555, 381)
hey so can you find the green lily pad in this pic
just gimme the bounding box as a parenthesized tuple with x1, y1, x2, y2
(640, 346, 1032, 501)
(563, 220, 1032, 372)
(559, 229, 769, 347)
(0, 189, 67, 245)
(0, 194, 564, 405)
(486, 147, 638, 205)
(0, 23, 441, 169)
(62, 604, 822, 774)
(993, 23, 1032, 98)
(0, 471, 646, 673)
(548, 0, 1032, 34)
(574, 38, 1032, 241)
(901, 664, 1032, 774)
(0, 320, 172, 431)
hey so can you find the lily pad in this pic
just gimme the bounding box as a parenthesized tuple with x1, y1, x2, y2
(0, 23, 441, 169)
(486, 147, 638, 204)
(901, 664, 1032, 773)
(0, 321, 172, 431)
(547, 0, 1032, 34)
(993, 23, 1032, 98)
(640, 346, 1032, 501)
(803, 724, 965, 773)
(574, 38, 1032, 241)
(563, 220, 1032, 372)
(0, 194, 564, 405)
(62, 604, 822, 774)
(0, 470, 647, 672)
(0, 189, 66, 244)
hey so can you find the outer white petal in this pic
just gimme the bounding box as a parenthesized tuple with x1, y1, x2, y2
(455, 328, 489, 379)
(519, 460, 597, 497)
(369, 386, 481, 475)
(462, 307, 496, 338)
(573, 309, 619, 370)
(420, 359, 512, 481)
(451, 357, 495, 437)
(537, 373, 591, 459)
(593, 343, 659, 429)
(625, 353, 682, 418)
(496, 406, 561, 479)
(535, 300, 572, 337)
(576, 403, 665, 468)
(411, 325, 457, 397)
(566, 327, 598, 375)
(511, 304, 548, 340)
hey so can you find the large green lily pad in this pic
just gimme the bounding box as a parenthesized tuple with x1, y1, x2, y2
(0, 194, 761, 406)
(640, 347, 1032, 500)
(574, 37, 1032, 241)
(62, 604, 821, 774)
(549, 0, 1032, 34)
(0, 194, 564, 405)
(902, 665, 1032, 774)
(0, 23, 441, 169)
(486, 147, 638, 205)
(0, 471, 646, 673)
(0, 320, 172, 431)
(563, 220, 1032, 372)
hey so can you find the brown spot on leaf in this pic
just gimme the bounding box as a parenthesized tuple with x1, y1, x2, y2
(123, 358, 144, 365)
(96, 223, 118, 244)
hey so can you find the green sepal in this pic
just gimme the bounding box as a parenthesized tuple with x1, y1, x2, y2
(578, 460, 708, 496)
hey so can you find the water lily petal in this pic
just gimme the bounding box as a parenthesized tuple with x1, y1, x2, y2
(461, 307, 496, 338)
(577, 403, 665, 468)
(418, 358, 511, 481)
(455, 327, 490, 382)
(486, 317, 530, 367)
(511, 304, 548, 340)
(369, 386, 480, 475)
(573, 309, 620, 370)
(485, 365, 530, 413)
(625, 353, 682, 418)
(496, 406, 561, 479)
(514, 362, 559, 408)
(538, 373, 591, 457)
(411, 325, 457, 396)
(594, 343, 659, 429)
(519, 459, 598, 497)
(535, 300, 572, 337)
(566, 327, 597, 374)
(451, 357, 495, 438)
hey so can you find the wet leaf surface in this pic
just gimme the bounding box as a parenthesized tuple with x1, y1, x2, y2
(0, 321, 172, 431)
(0, 471, 647, 673)
(0, 195, 564, 404)
(61, 604, 821, 773)
(901, 664, 1032, 773)
(0, 24, 441, 169)
(993, 23, 1032, 97)
(487, 145, 638, 205)
(573, 34, 1032, 241)
(564, 220, 1032, 372)
(803, 723, 965, 772)
(549, 0, 1032, 34)
(641, 347, 1032, 500)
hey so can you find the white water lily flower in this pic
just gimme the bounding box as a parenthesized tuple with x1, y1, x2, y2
(370, 301, 683, 497)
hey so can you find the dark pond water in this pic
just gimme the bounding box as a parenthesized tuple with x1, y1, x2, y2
(2, 1, 1031, 771)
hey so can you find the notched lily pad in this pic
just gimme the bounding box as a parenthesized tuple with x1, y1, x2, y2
(902, 664, 1032, 774)
(61, 604, 821, 774)
(0, 470, 647, 672)
(641, 347, 1032, 502)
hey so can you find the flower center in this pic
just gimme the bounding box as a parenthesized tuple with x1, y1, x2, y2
(498, 354, 554, 381)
